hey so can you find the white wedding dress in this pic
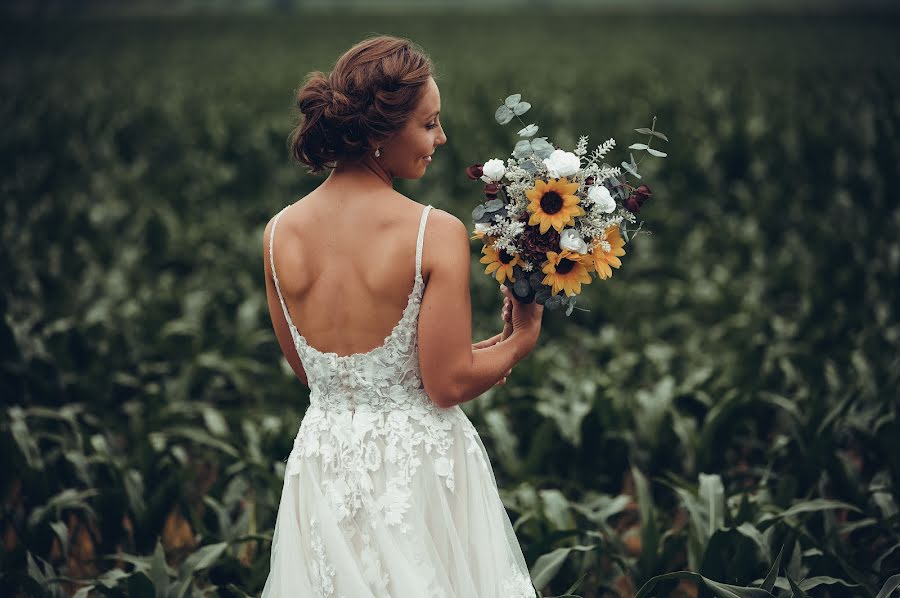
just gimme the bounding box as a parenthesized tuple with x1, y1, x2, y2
(261, 204, 537, 597)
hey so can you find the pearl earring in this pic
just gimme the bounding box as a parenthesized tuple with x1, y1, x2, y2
(374, 147, 381, 158)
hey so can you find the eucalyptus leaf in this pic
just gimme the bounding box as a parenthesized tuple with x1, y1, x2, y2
(634, 127, 654, 134)
(647, 147, 668, 157)
(513, 101, 531, 115)
(629, 143, 649, 150)
(517, 124, 538, 137)
(514, 140, 533, 158)
(513, 278, 530, 297)
(495, 105, 513, 125)
(504, 94, 521, 108)
(484, 199, 504, 212)
(472, 205, 486, 221)
(621, 160, 642, 179)
(531, 138, 554, 158)
(545, 294, 564, 310)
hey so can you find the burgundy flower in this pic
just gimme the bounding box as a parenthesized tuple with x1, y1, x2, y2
(624, 184, 652, 213)
(517, 213, 561, 265)
(466, 164, 484, 180)
(484, 182, 500, 199)
(584, 176, 595, 187)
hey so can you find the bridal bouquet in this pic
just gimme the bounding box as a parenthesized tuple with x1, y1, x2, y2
(468, 93, 668, 315)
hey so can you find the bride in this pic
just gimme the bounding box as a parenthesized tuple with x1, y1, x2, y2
(260, 34, 544, 597)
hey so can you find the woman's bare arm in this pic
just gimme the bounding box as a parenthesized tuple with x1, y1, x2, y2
(418, 210, 535, 408)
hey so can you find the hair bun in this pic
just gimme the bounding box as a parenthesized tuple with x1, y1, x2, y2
(289, 35, 434, 175)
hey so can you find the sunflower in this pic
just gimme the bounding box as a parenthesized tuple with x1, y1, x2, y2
(541, 249, 594, 297)
(525, 177, 585, 234)
(470, 228, 490, 242)
(590, 225, 627, 280)
(479, 241, 525, 284)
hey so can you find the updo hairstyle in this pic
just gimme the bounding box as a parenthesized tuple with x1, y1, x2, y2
(289, 35, 435, 175)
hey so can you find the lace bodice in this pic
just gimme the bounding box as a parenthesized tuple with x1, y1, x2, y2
(268, 203, 439, 413)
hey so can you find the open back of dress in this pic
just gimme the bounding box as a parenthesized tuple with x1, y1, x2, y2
(262, 203, 537, 598)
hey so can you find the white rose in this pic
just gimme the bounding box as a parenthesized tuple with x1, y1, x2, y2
(482, 158, 506, 182)
(588, 184, 617, 213)
(559, 228, 589, 254)
(543, 149, 581, 179)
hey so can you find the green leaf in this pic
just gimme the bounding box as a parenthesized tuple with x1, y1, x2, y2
(761, 545, 784, 592)
(797, 576, 859, 592)
(699, 473, 725, 536)
(49, 521, 68, 560)
(646, 148, 668, 157)
(148, 539, 170, 597)
(785, 571, 809, 598)
(202, 406, 229, 437)
(529, 547, 571, 589)
(628, 143, 649, 150)
(181, 541, 228, 574)
(651, 130, 669, 141)
(759, 499, 861, 529)
(518, 124, 538, 137)
(504, 94, 522, 107)
(634, 127, 653, 134)
(875, 574, 900, 598)
(632, 465, 660, 576)
(73, 585, 96, 598)
(635, 571, 775, 598)
(529, 545, 596, 589)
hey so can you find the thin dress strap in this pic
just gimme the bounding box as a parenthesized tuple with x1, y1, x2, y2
(268, 207, 297, 330)
(416, 205, 432, 281)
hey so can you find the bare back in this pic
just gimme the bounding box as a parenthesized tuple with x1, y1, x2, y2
(267, 189, 431, 358)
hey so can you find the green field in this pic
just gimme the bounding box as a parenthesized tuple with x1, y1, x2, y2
(2, 12, 900, 597)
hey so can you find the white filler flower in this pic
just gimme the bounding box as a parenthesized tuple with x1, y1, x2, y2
(482, 158, 506, 182)
(543, 149, 581, 178)
(559, 228, 589, 254)
(588, 184, 617, 213)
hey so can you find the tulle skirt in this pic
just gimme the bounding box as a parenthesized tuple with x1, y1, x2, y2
(260, 403, 537, 598)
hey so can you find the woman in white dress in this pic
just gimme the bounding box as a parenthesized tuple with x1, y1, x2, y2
(260, 34, 544, 597)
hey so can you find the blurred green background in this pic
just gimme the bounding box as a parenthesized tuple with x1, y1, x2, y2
(2, 1, 900, 596)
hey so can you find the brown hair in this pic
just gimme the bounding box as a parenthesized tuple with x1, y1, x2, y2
(288, 35, 435, 175)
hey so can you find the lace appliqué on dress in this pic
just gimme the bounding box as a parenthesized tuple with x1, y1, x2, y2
(290, 406, 475, 531)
